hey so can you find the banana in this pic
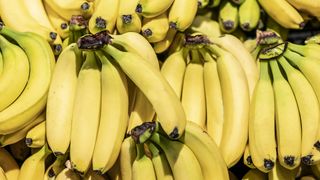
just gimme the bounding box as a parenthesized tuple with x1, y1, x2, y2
(206, 44, 250, 167)
(18, 144, 52, 180)
(149, 132, 204, 180)
(269, 59, 301, 170)
(0, 35, 29, 111)
(181, 50, 206, 129)
(285, 0, 320, 18)
(210, 34, 259, 99)
(0, 167, 7, 180)
(46, 43, 83, 155)
(231, 0, 245, 5)
(88, 0, 119, 34)
(153, 28, 178, 54)
(200, 49, 224, 146)
(44, 155, 68, 180)
(120, 137, 136, 180)
(107, 156, 121, 180)
(92, 52, 129, 173)
(0, 147, 20, 180)
(116, 13, 142, 34)
(102, 45, 186, 139)
(56, 167, 81, 180)
(268, 161, 298, 180)
(0, 27, 54, 135)
(161, 48, 188, 98)
(248, 60, 276, 173)
(257, 0, 305, 29)
(286, 43, 320, 61)
(168, 0, 198, 31)
(238, 0, 260, 31)
(243, 143, 256, 169)
(179, 121, 230, 180)
(189, 15, 221, 38)
(147, 142, 173, 180)
(278, 56, 320, 165)
(0, 111, 46, 147)
(141, 13, 169, 43)
(84, 168, 107, 180)
(167, 32, 185, 55)
(0, 53, 3, 76)
(136, 0, 174, 18)
(198, 0, 210, 8)
(132, 143, 156, 180)
(218, 0, 239, 33)
(70, 52, 101, 175)
(25, 121, 46, 148)
(242, 169, 268, 179)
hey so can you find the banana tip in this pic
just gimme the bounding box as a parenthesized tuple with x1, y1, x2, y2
(222, 20, 235, 31)
(264, 159, 274, 170)
(168, 127, 180, 139)
(301, 155, 313, 165)
(284, 156, 296, 167)
(25, 138, 33, 146)
(95, 17, 107, 28)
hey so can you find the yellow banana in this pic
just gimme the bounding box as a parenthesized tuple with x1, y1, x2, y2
(141, 13, 169, 43)
(218, 0, 239, 33)
(0, 147, 20, 180)
(238, 0, 260, 31)
(136, 0, 174, 18)
(189, 15, 221, 38)
(168, 0, 198, 31)
(242, 169, 268, 179)
(116, 13, 142, 34)
(286, 0, 320, 18)
(132, 143, 156, 180)
(268, 160, 299, 180)
(243, 143, 256, 169)
(153, 28, 177, 54)
(25, 121, 46, 148)
(120, 137, 136, 180)
(44, 155, 68, 180)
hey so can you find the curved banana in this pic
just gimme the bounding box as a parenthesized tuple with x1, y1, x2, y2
(46, 43, 83, 155)
(44, 155, 68, 180)
(218, 0, 239, 33)
(92, 52, 129, 173)
(285, 0, 320, 18)
(120, 137, 136, 180)
(181, 50, 206, 129)
(189, 15, 221, 38)
(132, 143, 156, 180)
(0, 35, 29, 111)
(136, 0, 174, 18)
(153, 28, 177, 54)
(102, 45, 186, 139)
(287, 43, 320, 61)
(0, 147, 20, 180)
(25, 121, 46, 148)
(206, 44, 250, 167)
(278, 56, 320, 166)
(89, 0, 119, 34)
(242, 169, 268, 179)
(0, 27, 54, 135)
(116, 13, 142, 34)
(243, 143, 256, 169)
(168, 0, 198, 31)
(270, 59, 301, 170)
(141, 13, 169, 43)
(238, 0, 260, 31)
(150, 132, 204, 180)
(70, 52, 101, 175)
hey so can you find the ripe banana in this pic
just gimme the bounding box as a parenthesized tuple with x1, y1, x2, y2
(46, 43, 82, 155)
(150, 132, 204, 180)
(153, 28, 177, 54)
(92, 52, 129, 173)
(0, 35, 29, 111)
(287, 43, 320, 61)
(136, 0, 174, 18)
(189, 15, 221, 38)
(218, 0, 239, 33)
(278, 56, 320, 165)
(269, 59, 301, 169)
(132, 143, 156, 180)
(200, 49, 224, 146)
(0, 147, 20, 180)
(181, 50, 206, 129)
(238, 0, 260, 31)
(285, 0, 320, 18)
(206, 44, 250, 167)
(44, 155, 68, 180)
(116, 13, 142, 34)
(243, 143, 256, 169)
(102, 45, 186, 139)
(120, 137, 136, 180)
(25, 121, 46, 148)
(248, 60, 276, 173)
(88, 0, 119, 34)
(0, 27, 54, 134)
(70, 52, 101, 174)
(141, 13, 169, 43)
(242, 169, 268, 180)
(168, 0, 198, 31)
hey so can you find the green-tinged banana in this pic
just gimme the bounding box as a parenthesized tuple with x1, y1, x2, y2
(18, 144, 52, 180)
(206, 44, 250, 167)
(189, 15, 221, 38)
(44, 2, 69, 39)
(132, 143, 156, 180)
(0, 167, 7, 180)
(102, 45, 186, 139)
(208, 0, 221, 7)
(305, 34, 320, 45)
(0, 35, 29, 111)
(181, 50, 206, 129)
(120, 137, 136, 180)
(0, 27, 54, 135)
(44, 0, 93, 20)
(266, 17, 289, 41)
(0, 53, 3, 76)
(0, 111, 46, 147)
(150, 132, 204, 180)
(286, 43, 320, 61)
(56, 167, 81, 180)
(198, 0, 210, 8)
(147, 142, 173, 180)
(238, 0, 260, 31)
(200, 49, 224, 146)
(9, 139, 31, 162)
(70, 52, 101, 175)
(92, 52, 129, 173)
(142, 13, 169, 43)
(136, 0, 174, 18)
(218, 0, 239, 33)
(248, 60, 276, 173)
(269, 59, 301, 169)
(0, 147, 20, 180)
(44, 155, 68, 180)
(285, 0, 320, 18)
(89, 0, 119, 34)
(116, 13, 142, 34)
(168, 0, 198, 31)
(257, 0, 305, 29)
(179, 121, 230, 180)
(210, 34, 259, 99)
(243, 39, 257, 52)
(244, 143, 256, 169)
(25, 121, 46, 148)
(153, 28, 177, 54)
(278, 56, 320, 165)
(231, 0, 245, 5)
(46, 43, 83, 156)
(161, 48, 188, 98)
(242, 169, 268, 180)
(268, 161, 298, 180)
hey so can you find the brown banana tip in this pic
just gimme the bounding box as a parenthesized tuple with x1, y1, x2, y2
(246, 156, 253, 165)
(184, 34, 212, 46)
(169, 127, 179, 139)
(299, 22, 306, 29)
(53, 44, 62, 54)
(135, 4, 142, 13)
(223, 20, 235, 31)
(314, 141, 320, 150)
(25, 138, 33, 146)
(92, 170, 103, 175)
(284, 156, 295, 166)
(60, 23, 68, 30)
(81, 2, 90, 10)
(48, 168, 55, 178)
(264, 159, 274, 170)
(301, 155, 313, 165)
(169, 22, 177, 30)
(122, 15, 133, 24)
(50, 32, 57, 40)
(241, 23, 250, 31)
(95, 17, 107, 28)
(197, 1, 202, 7)
(142, 28, 152, 37)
